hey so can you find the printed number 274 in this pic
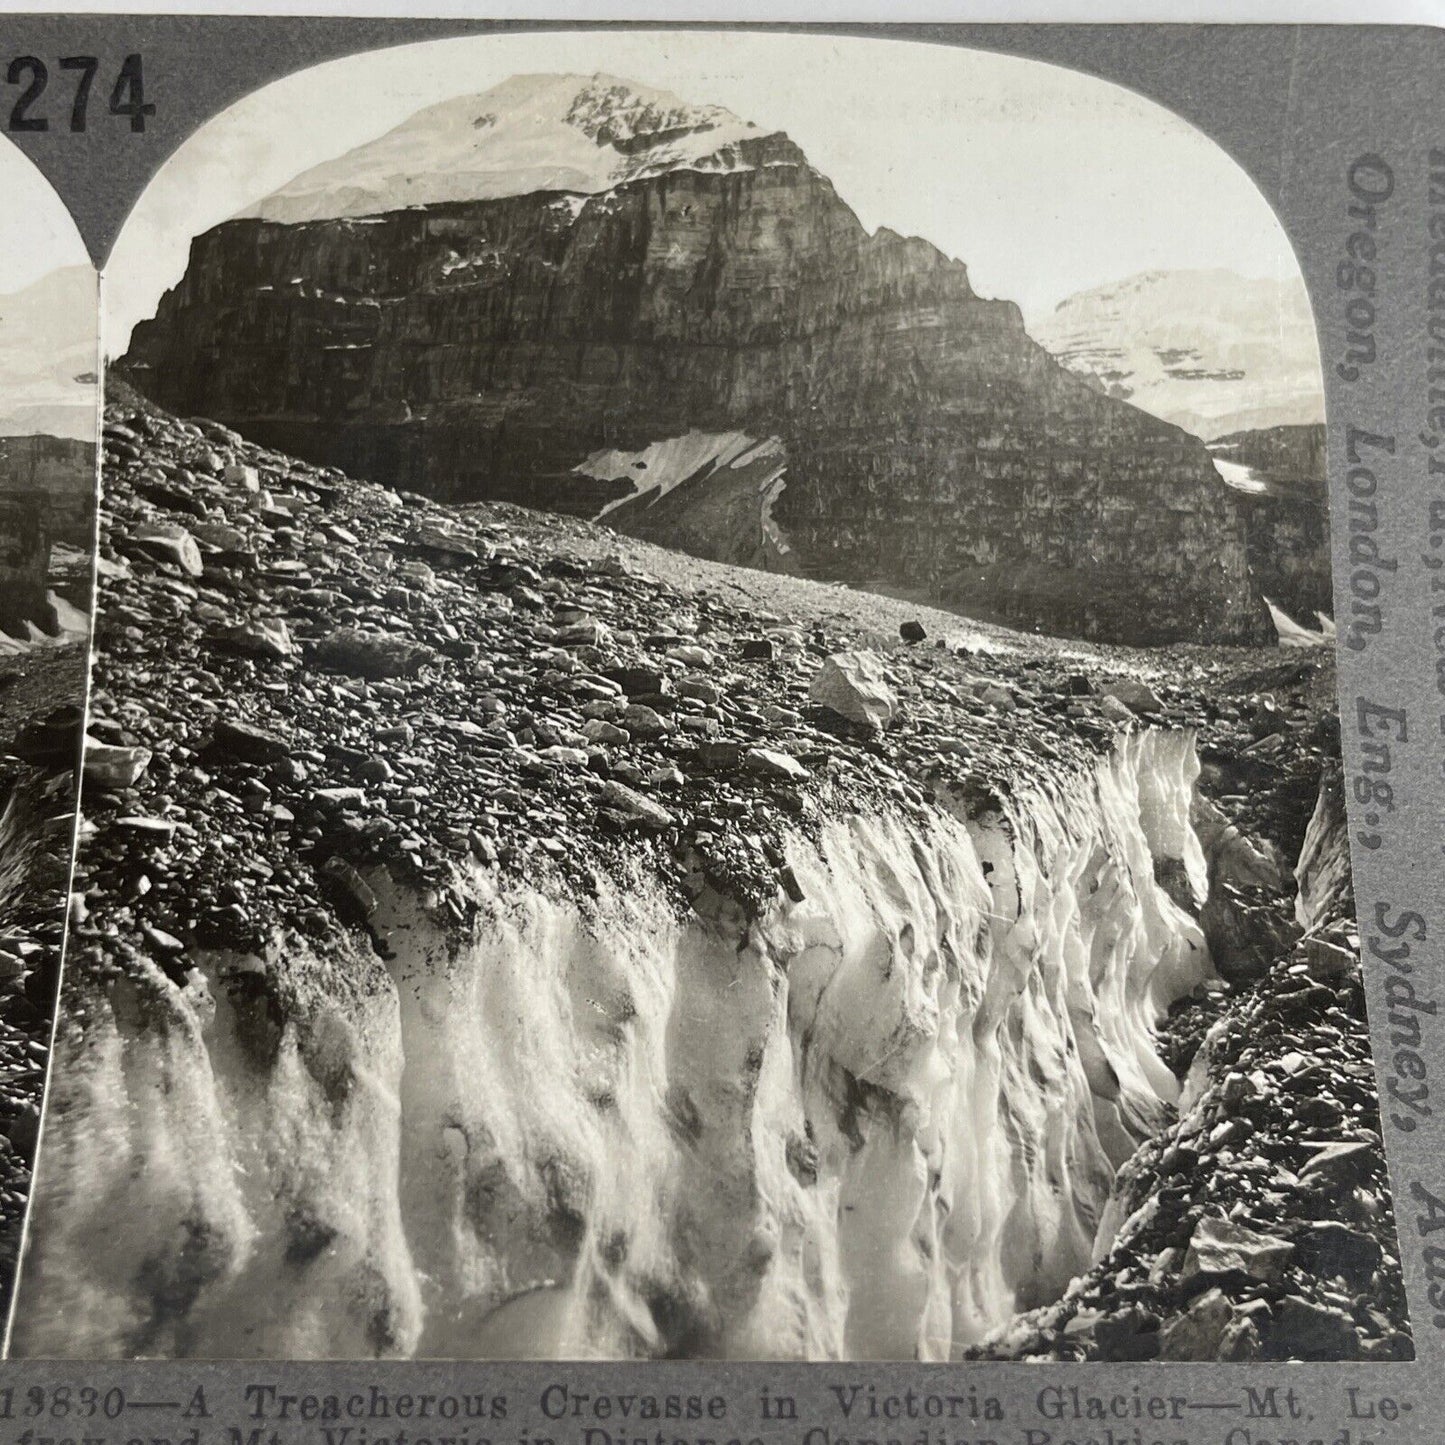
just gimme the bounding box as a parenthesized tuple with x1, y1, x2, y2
(6, 54, 153, 132)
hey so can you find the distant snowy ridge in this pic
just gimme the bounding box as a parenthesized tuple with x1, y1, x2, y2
(0, 266, 97, 441)
(1029, 269, 1324, 441)
(247, 72, 786, 224)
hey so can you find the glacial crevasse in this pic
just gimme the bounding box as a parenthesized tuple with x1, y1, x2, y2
(13, 729, 1212, 1359)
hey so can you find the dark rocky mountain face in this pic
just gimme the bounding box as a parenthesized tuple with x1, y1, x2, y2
(1210, 424, 1331, 625)
(125, 148, 1270, 647)
(1213, 423, 1326, 482)
(0, 435, 94, 539)
(0, 436, 95, 634)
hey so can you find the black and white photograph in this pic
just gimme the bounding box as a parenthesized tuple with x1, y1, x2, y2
(0, 133, 97, 1321)
(6, 31, 1410, 1364)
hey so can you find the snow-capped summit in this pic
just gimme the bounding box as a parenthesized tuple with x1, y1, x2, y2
(1029, 268, 1323, 440)
(247, 72, 781, 223)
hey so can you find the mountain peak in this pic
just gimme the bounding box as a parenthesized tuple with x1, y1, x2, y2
(490, 70, 746, 145)
(1030, 267, 1323, 439)
(247, 71, 782, 224)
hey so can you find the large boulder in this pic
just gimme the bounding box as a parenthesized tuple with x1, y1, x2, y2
(310, 628, 434, 680)
(599, 781, 676, 832)
(1159, 1288, 1234, 1360)
(212, 718, 290, 765)
(809, 651, 897, 730)
(1101, 677, 1164, 715)
(211, 618, 294, 662)
(1183, 1217, 1294, 1285)
(83, 741, 152, 790)
(132, 524, 204, 578)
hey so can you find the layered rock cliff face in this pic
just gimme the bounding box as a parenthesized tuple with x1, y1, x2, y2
(124, 79, 1268, 647)
(1211, 425, 1331, 627)
(0, 434, 91, 497)
(0, 436, 95, 641)
(11, 392, 1406, 1360)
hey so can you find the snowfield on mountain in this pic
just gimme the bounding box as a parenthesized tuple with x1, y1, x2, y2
(247, 73, 777, 224)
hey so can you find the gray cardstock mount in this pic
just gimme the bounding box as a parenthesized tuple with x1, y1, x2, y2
(0, 14, 1443, 1427)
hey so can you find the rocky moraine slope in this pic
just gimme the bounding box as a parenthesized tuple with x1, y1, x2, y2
(123, 74, 1268, 648)
(0, 431, 95, 1309)
(0, 642, 85, 1309)
(11, 388, 1408, 1363)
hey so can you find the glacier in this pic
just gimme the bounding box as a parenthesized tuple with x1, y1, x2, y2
(13, 729, 1219, 1360)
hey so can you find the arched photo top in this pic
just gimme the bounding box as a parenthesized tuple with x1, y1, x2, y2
(18, 26, 1401, 1368)
(107, 29, 1320, 441)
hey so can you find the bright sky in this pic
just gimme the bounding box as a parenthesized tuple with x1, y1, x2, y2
(106, 29, 1304, 354)
(0, 141, 89, 294)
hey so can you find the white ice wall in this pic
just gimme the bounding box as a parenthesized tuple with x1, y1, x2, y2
(13, 730, 1213, 1360)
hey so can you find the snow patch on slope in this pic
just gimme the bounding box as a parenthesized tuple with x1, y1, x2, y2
(1212, 457, 1270, 495)
(1264, 598, 1334, 650)
(584, 431, 792, 566)
(248, 73, 776, 224)
(585, 431, 781, 515)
